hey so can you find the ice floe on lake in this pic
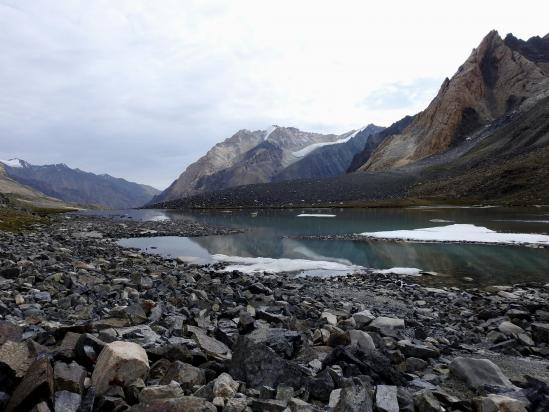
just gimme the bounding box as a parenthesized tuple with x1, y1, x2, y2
(374, 267, 423, 276)
(360, 224, 549, 246)
(429, 219, 454, 223)
(211, 254, 362, 275)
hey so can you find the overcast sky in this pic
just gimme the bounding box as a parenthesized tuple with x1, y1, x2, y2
(1, 0, 548, 189)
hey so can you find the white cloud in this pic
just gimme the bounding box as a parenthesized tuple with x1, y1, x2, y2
(0, 0, 547, 188)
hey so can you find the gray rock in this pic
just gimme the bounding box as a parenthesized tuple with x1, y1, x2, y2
(213, 373, 239, 399)
(449, 357, 514, 391)
(414, 390, 443, 412)
(352, 309, 375, 327)
(498, 321, 525, 336)
(54, 361, 86, 394)
(159, 361, 206, 391)
(348, 330, 376, 352)
(91, 341, 150, 395)
(5, 357, 54, 412)
(139, 381, 184, 402)
(532, 322, 549, 344)
(375, 385, 399, 412)
(54, 390, 82, 412)
(397, 340, 440, 359)
(370, 317, 405, 331)
(0, 340, 31, 378)
(333, 380, 373, 412)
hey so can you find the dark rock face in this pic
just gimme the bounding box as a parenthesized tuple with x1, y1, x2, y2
(5, 357, 54, 412)
(3, 160, 159, 208)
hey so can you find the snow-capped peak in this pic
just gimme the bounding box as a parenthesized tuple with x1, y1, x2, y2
(0, 158, 28, 168)
(263, 125, 278, 141)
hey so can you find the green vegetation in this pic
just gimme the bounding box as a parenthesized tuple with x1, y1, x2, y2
(0, 206, 76, 232)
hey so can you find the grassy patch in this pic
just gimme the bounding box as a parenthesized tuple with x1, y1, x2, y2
(0, 208, 48, 232)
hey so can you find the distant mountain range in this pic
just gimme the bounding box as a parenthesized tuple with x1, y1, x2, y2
(151, 31, 549, 208)
(153, 125, 384, 203)
(0, 159, 159, 209)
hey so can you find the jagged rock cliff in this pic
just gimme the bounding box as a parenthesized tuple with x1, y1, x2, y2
(361, 31, 549, 171)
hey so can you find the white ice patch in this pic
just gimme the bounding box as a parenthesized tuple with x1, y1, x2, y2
(212, 254, 362, 274)
(429, 219, 453, 223)
(263, 125, 278, 141)
(374, 267, 422, 276)
(297, 214, 336, 218)
(291, 128, 365, 158)
(148, 215, 170, 222)
(0, 158, 24, 168)
(360, 224, 549, 246)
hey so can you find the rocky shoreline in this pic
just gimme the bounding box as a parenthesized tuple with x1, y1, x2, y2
(0, 214, 548, 411)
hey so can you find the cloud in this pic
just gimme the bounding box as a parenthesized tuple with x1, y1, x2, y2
(0, 0, 548, 188)
(361, 78, 442, 111)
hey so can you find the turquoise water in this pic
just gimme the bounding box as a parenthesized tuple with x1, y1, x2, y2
(81, 207, 549, 286)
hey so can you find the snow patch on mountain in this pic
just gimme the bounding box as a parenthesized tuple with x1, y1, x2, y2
(291, 126, 367, 158)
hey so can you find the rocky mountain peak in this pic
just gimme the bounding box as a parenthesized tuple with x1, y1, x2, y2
(362, 31, 549, 171)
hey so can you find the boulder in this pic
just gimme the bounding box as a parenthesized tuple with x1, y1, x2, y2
(0, 321, 22, 345)
(139, 381, 184, 402)
(397, 340, 440, 359)
(333, 380, 373, 412)
(449, 357, 514, 391)
(188, 326, 231, 361)
(348, 330, 376, 352)
(5, 356, 54, 412)
(474, 394, 527, 412)
(498, 321, 525, 336)
(91, 341, 150, 395)
(370, 317, 405, 331)
(54, 361, 86, 394)
(159, 361, 206, 390)
(375, 385, 399, 412)
(229, 336, 305, 388)
(213, 373, 239, 399)
(0, 341, 32, 378)
(532, 323, 549, 344)
(352, 310, 375, 327)
(54, 390, 82, 412)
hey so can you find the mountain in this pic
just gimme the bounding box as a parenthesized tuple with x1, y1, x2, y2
(0, 162, 70, 209)
(359, 31, 549, 171)
(154, 126, 367, 202)
(272, 124, 384, 181)
(1, 159, 159, 209)
(149, 31, 549, 208)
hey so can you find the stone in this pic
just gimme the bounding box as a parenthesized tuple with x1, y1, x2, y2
(370, 317, 405, 331)
(474, 394, 527, 412)
(449, 357, 514, 391)
(0, 321, 22, 345)
(414, 390, 443, 412)
(91, 341, 150, 395)
(229, 336, 305, 388)
(250, 398, 287, 411)
(333, 380, 373, 412)
(532, 322, 549, 344)
(56, 332, 81, 360)
(321, 311, 338, 325)
(139, 381, 184, 402)
(352, 309, 375, 327)
(238, 311, 255, 334)
(275, 385, 294, 403)
(131, 396, 216, 411)
(213, 373, 239, 399)
(307, 369, 334, 402)
(189, 326, 231, 361)
(54, 390, 82, 412)
(0, 340, 32, 378)
(329, 389, 342, 408)
(375, 385, 399, 412)
(159, 361, 206, 390)
(75, 333, 106, 368)
(348, 330, 376, 352)
(288, 397, 314, 411)
(405, 357, 428, 372)
(246, 328, 302, 358)
(5, 356, 54, 412)
(498, 321, 525, 336)
(397, 340, 440, 359)
(54, 361, 86, 394)
(0, 267, 20, 279)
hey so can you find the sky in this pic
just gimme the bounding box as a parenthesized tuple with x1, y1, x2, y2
(1, 0, 548, 189)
